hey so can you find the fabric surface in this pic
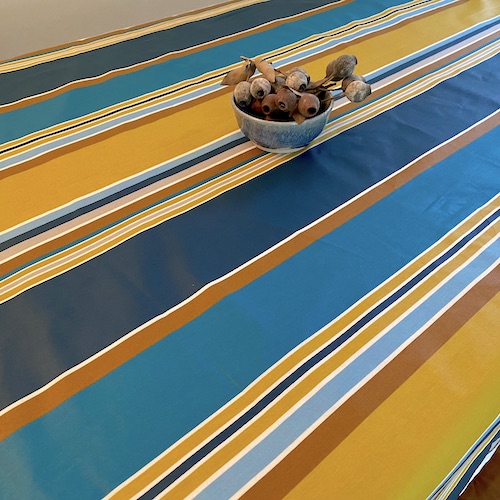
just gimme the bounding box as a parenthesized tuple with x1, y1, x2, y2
(0, 0, 499, 498)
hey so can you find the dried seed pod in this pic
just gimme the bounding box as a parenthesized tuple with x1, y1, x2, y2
(261, 93, 279, 115)
(289, 66, 310, 83)
(344, 80, 372, 102)
(286, 70, 308, 92)
(254, 58, 276, 82)
(297, 93, 321, 118)
(221, 63, 250, 85)
(272, 75, 287, 93)
(250, 77, 272, 99)
(245, 60, 256, 80)
(341, 74, 366, 92)
(276, 88, 298, 112)
(326, 54, 357, 81)
(250, 98, 263, 116)
(233, 81, 252, 108)
(291, 108, 306, 124)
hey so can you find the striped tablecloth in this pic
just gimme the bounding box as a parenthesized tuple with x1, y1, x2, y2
(1, 1, 499, 498)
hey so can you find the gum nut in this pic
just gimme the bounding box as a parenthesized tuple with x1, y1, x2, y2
(233, 81, 252, 108)
(290, 66, 310, 83)
(298, 93, 321, 118)
(276, 88, 298, 112)
(286, 71, 308, 92)
(261, 93, 279, 115)
(250, 77, 272, 99)
(272, 75, 287, 93)
(334, 54, 357, 79)
(341, 74, 366, 92)
(345, 80, 372, 102)
(250, 98, 263, 115)
(325, 58, 337, 76)
(327, 54, 357, 80)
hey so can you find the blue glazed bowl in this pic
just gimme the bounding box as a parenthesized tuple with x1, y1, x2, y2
(232, 91, 333, 153)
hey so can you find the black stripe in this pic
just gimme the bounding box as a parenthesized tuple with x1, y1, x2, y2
(0, 135, 250, 253)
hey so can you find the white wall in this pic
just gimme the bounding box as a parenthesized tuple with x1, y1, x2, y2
(0, 0, 218, 61)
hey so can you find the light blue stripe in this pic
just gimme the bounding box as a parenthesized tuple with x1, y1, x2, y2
(0, 129, 244, 246)
(196, 238, 500, 499)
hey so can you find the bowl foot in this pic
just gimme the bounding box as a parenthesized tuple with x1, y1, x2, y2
(252, 142, 305, 154)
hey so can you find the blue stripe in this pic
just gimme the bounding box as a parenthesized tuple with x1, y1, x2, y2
(0, 121, 498, 499)
(195, 239, 500, 499)
(0, 55, 499, 412)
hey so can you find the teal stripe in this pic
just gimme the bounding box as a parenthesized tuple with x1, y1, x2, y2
(0, 119, 498, 500)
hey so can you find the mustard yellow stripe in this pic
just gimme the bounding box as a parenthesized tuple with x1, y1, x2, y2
(285, 293, 500, 500)
(106, 201, 498, 499)
(0, 94, 236, 235)
(134, 225, 500, 499)
(0, 0, 269, 74)
(1, 0, 496, 239)
(434, 422, 499, 500)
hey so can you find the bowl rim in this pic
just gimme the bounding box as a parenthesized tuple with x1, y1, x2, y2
(231, 90, 334, 125)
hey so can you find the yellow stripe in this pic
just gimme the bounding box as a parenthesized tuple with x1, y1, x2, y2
(0, 0, 270, 74)
(284, 293, 500, 500)
(1, 0, 496, 238)
(106, 202, 498, 499)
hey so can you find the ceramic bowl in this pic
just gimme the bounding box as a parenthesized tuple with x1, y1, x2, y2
(232, 91, 333, 153)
